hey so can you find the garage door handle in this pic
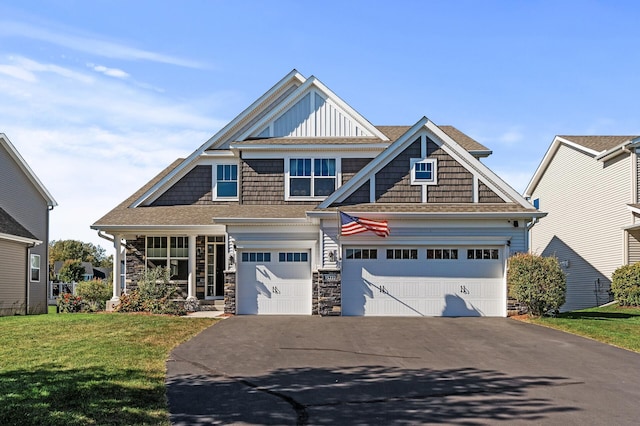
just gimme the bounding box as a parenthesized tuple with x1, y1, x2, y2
(272, 286, 280, 294)
(380, 285, 388, 294)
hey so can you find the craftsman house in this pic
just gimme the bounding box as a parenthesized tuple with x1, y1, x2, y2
(92, 70, 544, 316)
(525, 135, 640, 311)
(1, 133, 57, 316)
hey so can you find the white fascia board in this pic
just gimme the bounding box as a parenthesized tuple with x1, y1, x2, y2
(234, 239, 317, 249)
(306, 210, 547, 220)
(626, 205, 640, 215)
(0, 134, 58, 207)
(130, 70, 306, 207)
(318, 117, 431, 208)
(235, 76, 389, 142)
(524, 136, 600, 197)
(0, 232, 42, 245)
(89, 224, 227, 235)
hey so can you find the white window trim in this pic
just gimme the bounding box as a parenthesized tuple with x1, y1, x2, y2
(284, 157, 341, 201)
(146, 236, 190, 281)
(212, 161, 239, 201)
(410, 158, 438, 185)
(30, 254, 40, 282)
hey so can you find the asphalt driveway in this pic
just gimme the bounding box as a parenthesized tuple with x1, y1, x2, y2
(166, 317, 640, 425)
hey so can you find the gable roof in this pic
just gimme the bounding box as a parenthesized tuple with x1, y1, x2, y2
(0, 206, 41, 244)
(525, 135, 640, 197)
(0, 133, 57, 208)
(319, 117, 533, 210)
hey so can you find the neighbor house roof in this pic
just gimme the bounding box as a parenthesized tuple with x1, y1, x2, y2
(525, 134, 640, 197)
(0, 206, 40, 244)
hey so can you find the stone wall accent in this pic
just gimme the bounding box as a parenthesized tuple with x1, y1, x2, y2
(375, 138, 422, 203)
(478, 181, 505, 203)
(312, 271, 319, 315)
(125, 237, 147, 292)
(426, 139, 474, 203)
(223, 270, 236, 314)
(196, 235, 206, 299)
(316, 269, 342, 316)
(151, 165, 214, 206)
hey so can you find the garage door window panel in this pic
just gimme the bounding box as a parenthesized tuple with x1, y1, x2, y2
(242, 252, 271, 262)
(346, 248, 377, 260)
(467, 248, 499, 260)
(279, 252, 308, 262)
(387, 249, 418, 260)
(427, 249, 458, 260)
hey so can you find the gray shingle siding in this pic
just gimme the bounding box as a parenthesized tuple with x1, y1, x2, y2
(426, 140, 474, 203)
(339, 181, 370, 205)
(342, 158, 372, 185)
(478, 181, 505, 203)
(152, 165, 214, 206)
(375, 138, 422, 203)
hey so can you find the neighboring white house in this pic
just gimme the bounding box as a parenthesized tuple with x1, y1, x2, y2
(0, 133, 57, 315)
(525, 135, 640, 311)
(92, 70, 544, 317)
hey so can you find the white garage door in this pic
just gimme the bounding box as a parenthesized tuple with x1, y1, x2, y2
(237, 250, 311, 315)
(342, 246, 505, 317)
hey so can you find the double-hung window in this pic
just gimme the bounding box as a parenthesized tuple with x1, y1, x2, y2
(30, 254, 40, 281)
(215, 164, 238, 198)
(288, 158, 336, 198)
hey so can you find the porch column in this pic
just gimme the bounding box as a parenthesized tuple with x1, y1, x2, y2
(187, 235, 196, 299)
(111, 234, 122, 301)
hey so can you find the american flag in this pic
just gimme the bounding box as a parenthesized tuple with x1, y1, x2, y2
(340, 211, 390, 237)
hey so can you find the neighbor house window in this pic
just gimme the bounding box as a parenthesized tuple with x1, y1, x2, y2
(410, 158, 437, 185)
(215, 164, 238, 198)
(288, 158, 336, 197)
(30, 254, 40, 281)
(146, 236, 189, 280)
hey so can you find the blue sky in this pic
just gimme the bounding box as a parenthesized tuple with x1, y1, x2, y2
(1, 0, 639, 250)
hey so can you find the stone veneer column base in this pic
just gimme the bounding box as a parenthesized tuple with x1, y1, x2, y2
(223, 270, 236, 314)
(316, 269, 341, 316)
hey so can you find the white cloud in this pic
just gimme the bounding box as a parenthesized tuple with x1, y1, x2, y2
(0, 20, 206, 69)
(497, 129, 524, 145)
(0, 55, 225, 251)
(88, 63, 130, 79)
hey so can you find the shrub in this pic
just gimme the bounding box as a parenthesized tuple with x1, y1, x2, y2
(58, 259, 85, 283)
(57, 293, 84, 313)
(115, 267, 186, 316)
(611, 263, 640, 306)
(507, 253, 566, 317)
(76, 279, 111, 311)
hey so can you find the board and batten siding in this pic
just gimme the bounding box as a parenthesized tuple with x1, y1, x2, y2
(0, 239, 27, 315)
(529, 144, 632, 311)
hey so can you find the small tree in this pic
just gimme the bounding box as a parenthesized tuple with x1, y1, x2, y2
(58, 259, 85, 283)
(611, 263, 640, 306)
(507, 253, 566, 317)
(116, 267, 185, 315)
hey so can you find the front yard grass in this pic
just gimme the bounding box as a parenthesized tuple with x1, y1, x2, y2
(523, 305, 640, 353)
(0, 312, 217, 426)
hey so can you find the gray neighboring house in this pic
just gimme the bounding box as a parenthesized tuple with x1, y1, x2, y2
(525, 135, 640, 311)
(0, 133, 57, 315)
(92, 70, 544, 317)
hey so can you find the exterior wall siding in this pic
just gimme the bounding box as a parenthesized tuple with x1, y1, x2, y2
(375, 138, 422, 202)
(426, 140, 474, 203)
(241, 159, 316, 205)
(530, 145, 631, 311)
(628, 229, 640, 264)
(0, 239, 27, 316)
(152, 166, 214, 206)
(0, 141, 49, 314)
(478, 181, 505, 203)
(342, 158, 371, 185)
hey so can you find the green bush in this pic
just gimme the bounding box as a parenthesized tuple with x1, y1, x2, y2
(116, 267, 185, 316)
(611, 263, 640, 306)
(58, 259, 86, 283)
(76, 279, 111, 311)
(507, 252, 566, 317)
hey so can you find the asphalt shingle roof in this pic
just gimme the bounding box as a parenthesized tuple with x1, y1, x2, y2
(0, 207, 38, 240)
(559, 135, 639, 152)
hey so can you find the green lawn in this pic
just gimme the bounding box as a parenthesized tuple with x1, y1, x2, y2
(524, 305, 640, 353)
(0, 312, 217, 426)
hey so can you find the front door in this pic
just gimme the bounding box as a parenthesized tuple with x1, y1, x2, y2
(206, 236, 226, 299)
